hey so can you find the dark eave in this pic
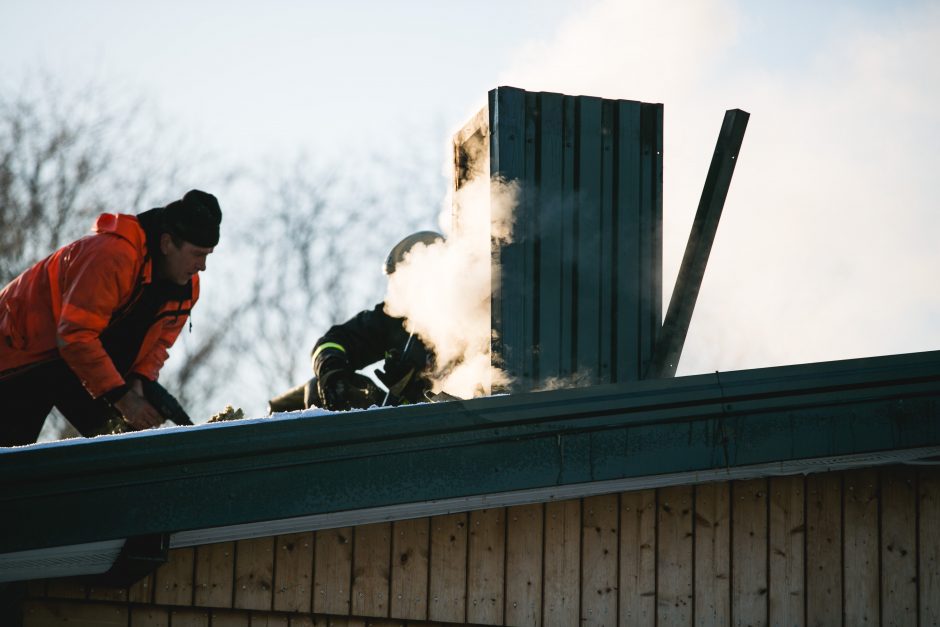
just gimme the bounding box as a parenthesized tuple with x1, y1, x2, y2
(3, 349, 940, 556)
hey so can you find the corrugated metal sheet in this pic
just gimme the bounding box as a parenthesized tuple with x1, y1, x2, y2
(455, 86, 663, 392)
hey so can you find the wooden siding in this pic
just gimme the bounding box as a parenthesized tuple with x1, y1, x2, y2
(21, 465, 940, 627)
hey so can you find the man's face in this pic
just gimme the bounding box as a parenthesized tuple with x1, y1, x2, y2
(158, 233, 214, 285)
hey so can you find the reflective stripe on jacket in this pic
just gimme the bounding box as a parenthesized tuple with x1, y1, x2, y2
(0, 213, 198, 398)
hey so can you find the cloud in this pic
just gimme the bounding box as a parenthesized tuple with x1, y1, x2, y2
(498, 0, 940, 374)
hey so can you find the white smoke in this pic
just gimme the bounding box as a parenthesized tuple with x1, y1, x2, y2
(498, 0, 940, 374)
(384, 173, 519, 398)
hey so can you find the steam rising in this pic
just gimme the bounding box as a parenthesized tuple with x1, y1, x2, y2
(388, 0, 940, 398)
(384, 174, 519, 398)
(498, 0, 940, 373)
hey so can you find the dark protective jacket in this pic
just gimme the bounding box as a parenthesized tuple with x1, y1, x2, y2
(312, 303, 433, 405)
(0, 209, 197, 399)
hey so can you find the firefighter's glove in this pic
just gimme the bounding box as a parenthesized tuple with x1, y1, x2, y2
(318, 369, 381, 411)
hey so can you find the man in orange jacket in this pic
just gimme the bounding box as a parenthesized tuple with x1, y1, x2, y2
(0, 190, 222, 446)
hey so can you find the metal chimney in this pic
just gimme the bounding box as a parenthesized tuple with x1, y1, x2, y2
(454, 86, 664, 392)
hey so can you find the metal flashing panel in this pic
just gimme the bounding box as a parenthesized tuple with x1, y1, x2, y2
(3, 349, 940, 558)
(168, 444, 940, 549)
(456, 86, 663, 392)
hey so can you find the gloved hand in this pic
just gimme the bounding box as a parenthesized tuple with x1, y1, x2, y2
(317, 369, 381, 411)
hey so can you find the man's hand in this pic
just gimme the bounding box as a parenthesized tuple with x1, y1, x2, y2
(113, 379, 163, 430)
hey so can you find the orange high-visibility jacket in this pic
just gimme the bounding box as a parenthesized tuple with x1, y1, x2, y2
(0, 213, 198, 398)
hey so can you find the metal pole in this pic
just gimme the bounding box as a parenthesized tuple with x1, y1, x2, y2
(647, 108, 749, 379)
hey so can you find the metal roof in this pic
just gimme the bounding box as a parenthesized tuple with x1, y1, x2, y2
(3, 348, 940, 581)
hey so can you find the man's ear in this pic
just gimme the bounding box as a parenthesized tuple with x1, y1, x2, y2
(159, 232, 173, 255)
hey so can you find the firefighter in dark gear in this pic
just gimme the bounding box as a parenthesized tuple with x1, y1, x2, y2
(268, 231, 442, 413)
(0, 190, 221, 446)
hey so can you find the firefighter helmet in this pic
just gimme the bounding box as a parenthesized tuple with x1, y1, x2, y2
(383, 231, 444, 275)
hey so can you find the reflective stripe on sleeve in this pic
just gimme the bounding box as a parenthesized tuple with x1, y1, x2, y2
(312, 342, 346, 361)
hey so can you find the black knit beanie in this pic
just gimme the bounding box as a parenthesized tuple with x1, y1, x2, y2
(163, 190, 222, 247)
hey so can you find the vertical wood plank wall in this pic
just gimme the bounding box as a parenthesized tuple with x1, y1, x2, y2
(22, 465, 940, 627)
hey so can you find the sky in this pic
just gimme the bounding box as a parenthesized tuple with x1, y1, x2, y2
(0, 0, 581, 165)
(3, 0, 939, 390)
